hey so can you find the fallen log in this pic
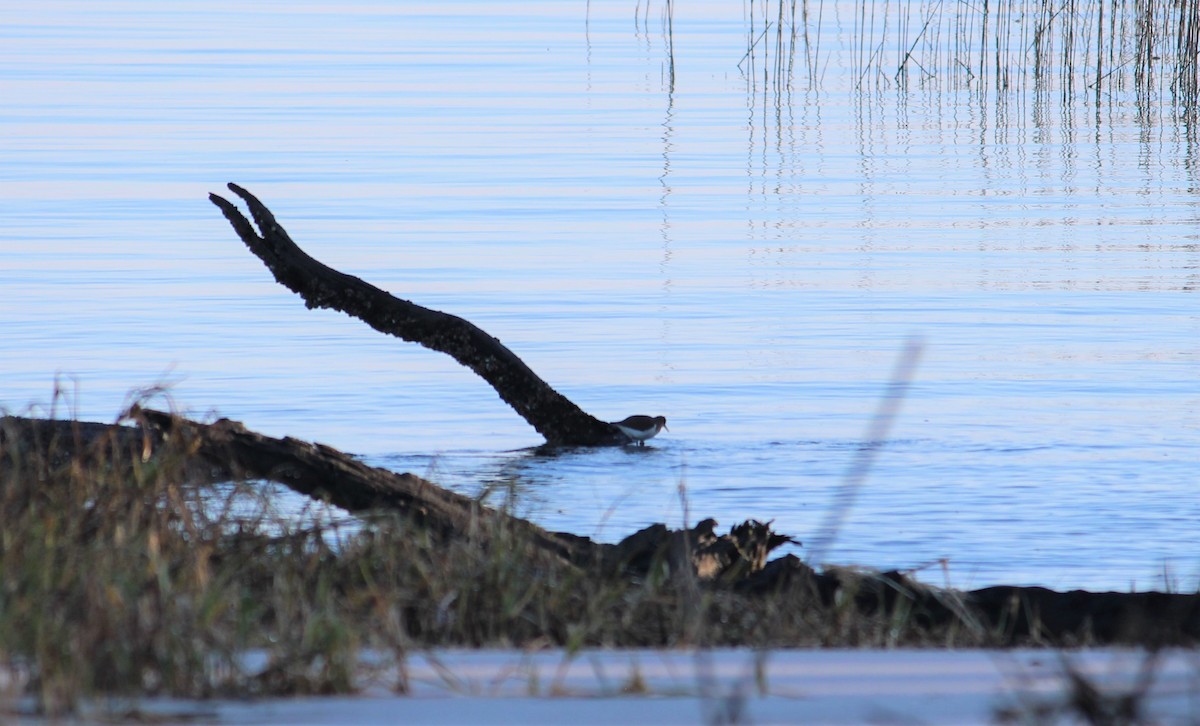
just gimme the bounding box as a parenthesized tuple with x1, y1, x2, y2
(0, 409, 788, 583)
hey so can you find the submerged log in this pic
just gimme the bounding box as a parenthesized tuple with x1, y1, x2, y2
(208, 183, 625, 447)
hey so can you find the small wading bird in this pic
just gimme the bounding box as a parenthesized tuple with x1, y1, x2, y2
(610, 415, 668, 446)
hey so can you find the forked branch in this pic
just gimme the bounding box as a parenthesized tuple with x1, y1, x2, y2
(209, 183, 624, 446)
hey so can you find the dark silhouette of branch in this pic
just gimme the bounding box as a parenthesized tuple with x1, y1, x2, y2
(208, 183, 625, 447)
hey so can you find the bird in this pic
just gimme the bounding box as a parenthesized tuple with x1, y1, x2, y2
(610, 415, 668, 446)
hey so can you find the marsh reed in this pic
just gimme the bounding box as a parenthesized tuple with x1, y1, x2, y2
(736, 0, 1199, 112)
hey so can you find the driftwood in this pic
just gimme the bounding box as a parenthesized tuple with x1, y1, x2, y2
(4, 409, 1200, 646)
(0, 409, 784, 583)
(208, 183, 625, 447)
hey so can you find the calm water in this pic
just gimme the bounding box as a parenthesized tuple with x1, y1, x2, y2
(2, 1, 1197, 591)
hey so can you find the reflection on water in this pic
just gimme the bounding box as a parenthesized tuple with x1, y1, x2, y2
(1, 1, 1197, 591)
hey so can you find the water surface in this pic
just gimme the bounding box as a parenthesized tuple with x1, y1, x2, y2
(2, 1, 1197, 590)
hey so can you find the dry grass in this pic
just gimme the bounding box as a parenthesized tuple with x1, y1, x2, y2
(0, 397, 987, 717)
